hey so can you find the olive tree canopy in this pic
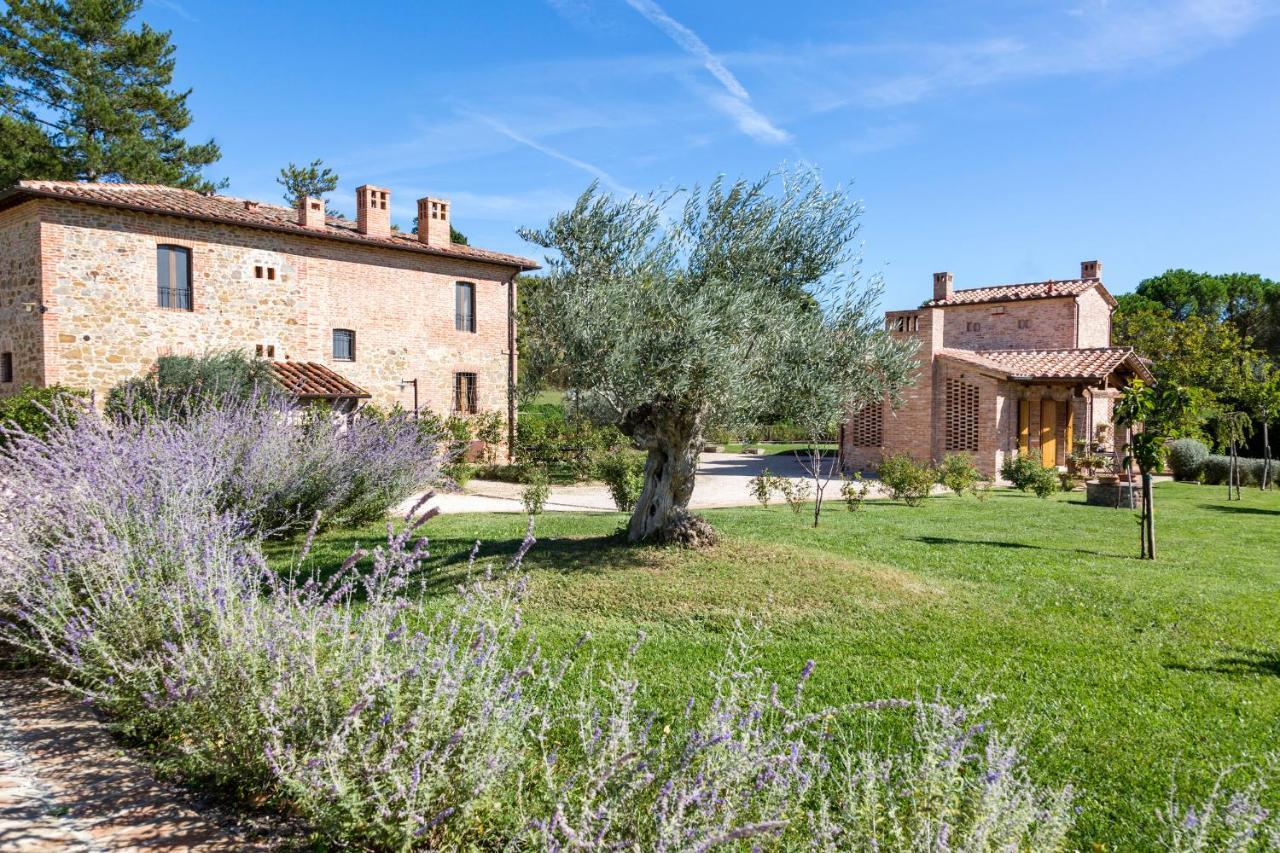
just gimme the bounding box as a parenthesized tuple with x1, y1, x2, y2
(519, 170, 912, 543)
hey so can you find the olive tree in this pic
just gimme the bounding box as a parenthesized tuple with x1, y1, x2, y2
(519, 170, 900, 543)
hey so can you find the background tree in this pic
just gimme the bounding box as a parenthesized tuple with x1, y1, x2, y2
(1125, 268, 1280, 361)
(520, 170, 907, 544)
(0, 0, 222, 191)
(277, 159, 339, 214)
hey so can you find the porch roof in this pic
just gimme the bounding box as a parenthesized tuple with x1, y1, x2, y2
(936, 346, 1154, 384)
(270, 361, 371, 400)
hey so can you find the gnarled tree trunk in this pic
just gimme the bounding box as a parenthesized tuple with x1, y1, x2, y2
(621, 403, 716, 545)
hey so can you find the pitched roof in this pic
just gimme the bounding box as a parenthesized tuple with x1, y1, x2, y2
(936, 347, 1154, 384)
(269, 361, 371, 400)
(0, 181, 539, 271)
(923, 278, 1116, 308)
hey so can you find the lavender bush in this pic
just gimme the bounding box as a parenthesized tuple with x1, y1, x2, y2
(1161, 759, 1280, 851)
(0, 394, 1079, 849)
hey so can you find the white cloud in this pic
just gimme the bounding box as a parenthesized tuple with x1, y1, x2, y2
(471, 114, 635, 196)
(619, 0, 791, 144)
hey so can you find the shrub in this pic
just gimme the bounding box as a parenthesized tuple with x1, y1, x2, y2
(1200, 455, 1273, 487)
(472, 410, 505, 464)
(597, 453, 645, 513)
(938, 452, 980, 497)
(445, 461, 478, 488)
(521, 466, 551, 515)
(877, 454, 936, 506)
(748, 467, 775, 507)
(841, 472, 871, 511)
(0, 384, 87, 447)
(104, 350, 273, 421)
(1001, 451, 1059, 498)
(1167, 438, 1210, 481)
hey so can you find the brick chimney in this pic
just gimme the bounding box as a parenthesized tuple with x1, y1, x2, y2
(1081, 259, 1102, 280)
(933, 271, 954, 302)
(356, 185, 391, 238)
(416, 197, 452, 246)
(297, 195, 326, 229)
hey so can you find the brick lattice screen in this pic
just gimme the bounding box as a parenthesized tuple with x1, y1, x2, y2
(848, 404, 883, 448)
(944, 379, 980, 452)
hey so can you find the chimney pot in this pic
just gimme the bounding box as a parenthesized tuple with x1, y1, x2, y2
(933, 271, 954, 302)
(1081, 259, 1102, 280)
(297, 195, 326, 229)
(356, 185, 391, 238)
(416, 196, 452, 247)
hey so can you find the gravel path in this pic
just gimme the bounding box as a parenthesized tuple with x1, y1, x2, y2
(402, 451, 910, 515)
(0, 671, 291, 851)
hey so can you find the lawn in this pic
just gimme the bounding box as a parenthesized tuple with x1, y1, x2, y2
(267, 482, 1280, 849)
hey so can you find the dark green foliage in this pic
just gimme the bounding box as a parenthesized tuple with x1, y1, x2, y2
(104, 350, 273, 421)
(876, 454, 936, 506)
(937, 453, 980, 498)
(0, 0, 223, 191)
(1167, 438, 1210, 481)
(0, 384, 86, 446)
(1000, 452, 1059, 498)
(516, 403, 626, 482)
(276, 159, 338, 213)
(597, 453, 645, 513)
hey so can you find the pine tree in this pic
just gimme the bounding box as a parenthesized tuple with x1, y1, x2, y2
(0, 0, 222, 191)
(277, 159, 339, 204)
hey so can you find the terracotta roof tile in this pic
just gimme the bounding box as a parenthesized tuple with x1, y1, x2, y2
(936, 347, 1154, 384)
(269, 361, 371, 399)
(2, 181, 539, 270)
(924, 278, 1115, 308)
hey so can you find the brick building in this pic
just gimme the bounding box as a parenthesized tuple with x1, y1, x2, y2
(0, 180, 538, 453)
(842, 261, 1153, 479)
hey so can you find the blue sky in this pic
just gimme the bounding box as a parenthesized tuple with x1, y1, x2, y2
(152, 0, 1279, 307)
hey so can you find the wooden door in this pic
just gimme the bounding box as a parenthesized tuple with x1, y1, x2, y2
(1040, 399, 1057, 467)
(1017, 399, 1030, 454)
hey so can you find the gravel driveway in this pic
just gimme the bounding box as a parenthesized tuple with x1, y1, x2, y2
(401, 452, 899, 516)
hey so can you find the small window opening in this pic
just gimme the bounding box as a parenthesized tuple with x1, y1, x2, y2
(0, 352, 12, 383)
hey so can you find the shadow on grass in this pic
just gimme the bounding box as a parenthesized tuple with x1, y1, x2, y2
(278, 526, 646, 600)
(1198, 503, 1280, 517)
(1165, 649, 1280, 678)
(910, 535, 1126, 559)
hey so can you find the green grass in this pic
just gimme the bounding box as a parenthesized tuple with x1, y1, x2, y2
(267, 483, 1280, 849)
(717, 441, 837, 455)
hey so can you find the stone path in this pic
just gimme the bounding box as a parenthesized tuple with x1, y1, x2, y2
(0, 672, 284, 851)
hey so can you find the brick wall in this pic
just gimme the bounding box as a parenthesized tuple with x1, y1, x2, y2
(1074, 286, 1113, 348)
(0, 202, 46, 394)
(941, 297, 1079, 351)
(4, 200, 516, 422)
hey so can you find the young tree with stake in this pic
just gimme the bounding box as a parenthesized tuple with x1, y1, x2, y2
(1115, 379, 1196, 560)
(520, 170, 909, 544)
(771, 282, 915, 527)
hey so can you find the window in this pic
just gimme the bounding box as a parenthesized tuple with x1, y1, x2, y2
(455, 282, 475, 332)
(453, 372, 478, 414)
(0, 352, 12, 383)
(254, 265, 277, 281)
(966, 321, 981, 332)
(254, 344, 276, 359)
(332, 328, 355, 361)
(157, 245, 193, 310)
(1017, 318, 1032, 329)
(944, 378, 980, 452)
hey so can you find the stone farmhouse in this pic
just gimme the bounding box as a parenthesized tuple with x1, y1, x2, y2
(841, 261, 1153, 479)
(0, 180, 538, 453)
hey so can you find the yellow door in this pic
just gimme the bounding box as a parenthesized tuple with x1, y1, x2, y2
(1018, 400, 1030, 454)
(1040, 399, 1057, 467)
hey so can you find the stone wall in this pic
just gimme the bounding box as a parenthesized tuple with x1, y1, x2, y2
(5, 200, 517, 424)
(0, 203, 47, 394)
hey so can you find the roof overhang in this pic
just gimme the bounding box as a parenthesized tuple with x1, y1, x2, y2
(0, 185, 541, 272)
